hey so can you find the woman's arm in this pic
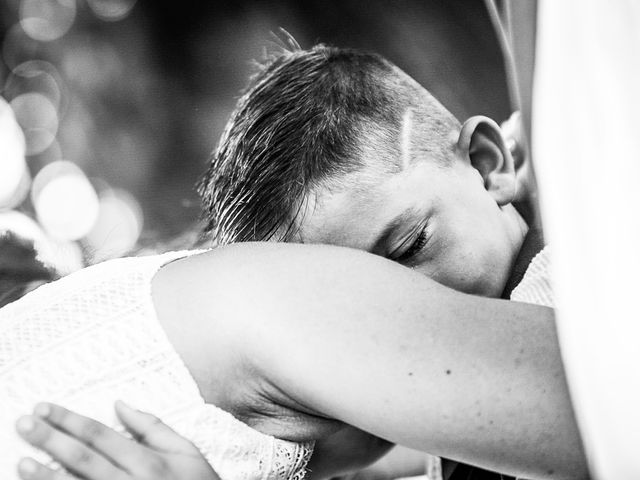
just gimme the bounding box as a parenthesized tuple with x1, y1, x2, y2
(153, 242, 587, 480)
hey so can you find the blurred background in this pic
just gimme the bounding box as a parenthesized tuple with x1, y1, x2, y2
(0, 0, 510, 272)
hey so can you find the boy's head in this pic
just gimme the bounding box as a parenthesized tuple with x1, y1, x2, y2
(199, 45, 527, 296)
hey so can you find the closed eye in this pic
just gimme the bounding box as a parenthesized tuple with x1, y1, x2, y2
(391, 227, 428, 262)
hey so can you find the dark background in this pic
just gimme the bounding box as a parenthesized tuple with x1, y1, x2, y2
(0, 0, 510, 246)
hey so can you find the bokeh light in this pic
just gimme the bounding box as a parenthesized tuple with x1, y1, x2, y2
(3, 166, 32, 211)
(32, 160, 99, 240)
(1, 0, 512, 249)
(86, 187, 143, 261)
(0, 97, 29, 209)
(0, 210, 46, 243)
(9, 92, 59, 155)
(28, 139, 63, 171)
(4, 60, 66, 112)
(0, 210, 84, 274)
(86, 0, 137, 22)
(19, 0, 77, 42)
(42, 237, 84, 274)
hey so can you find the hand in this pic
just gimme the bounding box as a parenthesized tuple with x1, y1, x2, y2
(15, 401, 220, 480)
(501, 111, 538, 208)
(500, 111, 526, 167)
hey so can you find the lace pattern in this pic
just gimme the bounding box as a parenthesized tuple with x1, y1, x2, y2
(0, 251, 313, 480)
(510, 246, 554, 307)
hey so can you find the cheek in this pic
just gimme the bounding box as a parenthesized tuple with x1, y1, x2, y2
(445, 244, 511, 297)
(438, 257, 488, 294)
(413, 240, 487, 294)
(425, 226, 510, 295)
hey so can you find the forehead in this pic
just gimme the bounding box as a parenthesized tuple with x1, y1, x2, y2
(294, 79, 459, 248)
(295, 161, 440, 251)
(296, 178, 383, 249)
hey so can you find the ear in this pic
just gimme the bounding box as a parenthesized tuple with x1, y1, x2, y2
(457, 115, 516, 206)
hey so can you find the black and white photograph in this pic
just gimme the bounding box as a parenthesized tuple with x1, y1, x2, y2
(0, 1, 638, 480)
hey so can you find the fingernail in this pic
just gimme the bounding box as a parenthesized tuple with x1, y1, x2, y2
(18, 458, 38, 478)
(16, 416, 35, 434)
(34, 403, 50, 418)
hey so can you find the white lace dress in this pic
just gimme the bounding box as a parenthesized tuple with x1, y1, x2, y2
(0, 251, 313, 480)
(510, 246, 554, 308)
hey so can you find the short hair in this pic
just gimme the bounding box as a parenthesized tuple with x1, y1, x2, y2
(198, 44, 457, 245)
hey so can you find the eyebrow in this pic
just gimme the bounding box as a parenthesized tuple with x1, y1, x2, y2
(370, 207, 422, 256)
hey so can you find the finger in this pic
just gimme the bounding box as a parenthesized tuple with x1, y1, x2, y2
(500, 112, 525, 160)
(17, 458, 80, 480)
(15, 415, 127, 480)
(33, 403, 146, 473)
(114, 401, 198, 455)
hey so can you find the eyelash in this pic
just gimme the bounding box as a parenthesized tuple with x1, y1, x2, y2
(395, 228, 428, 262)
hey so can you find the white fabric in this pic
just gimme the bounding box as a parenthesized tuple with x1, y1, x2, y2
(510, 246, 554, 307)
(533, 1, 640, 478)
(0, 251, 313, 480)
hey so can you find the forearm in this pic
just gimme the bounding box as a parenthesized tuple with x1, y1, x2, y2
(345, 445, 429, 480)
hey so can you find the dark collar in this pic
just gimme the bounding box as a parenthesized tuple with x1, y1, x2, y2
(501, 226, 545, 299)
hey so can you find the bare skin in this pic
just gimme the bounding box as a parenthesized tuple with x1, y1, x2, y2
(15, 243, 587, 480)
(12, 102, 581, 479)
(148, 242, 586, 480)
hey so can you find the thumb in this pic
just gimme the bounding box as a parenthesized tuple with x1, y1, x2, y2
(114, 400, 197, 454)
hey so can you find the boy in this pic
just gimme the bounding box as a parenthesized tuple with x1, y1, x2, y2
(15, 46, 574, 480)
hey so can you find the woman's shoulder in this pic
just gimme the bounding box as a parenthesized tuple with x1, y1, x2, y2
(151, 245, 348, 442)
(0, 250, 202, 319)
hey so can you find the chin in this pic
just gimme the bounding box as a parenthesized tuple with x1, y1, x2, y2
(472, 273, 510, 298)
(474, 285, 502, 298)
